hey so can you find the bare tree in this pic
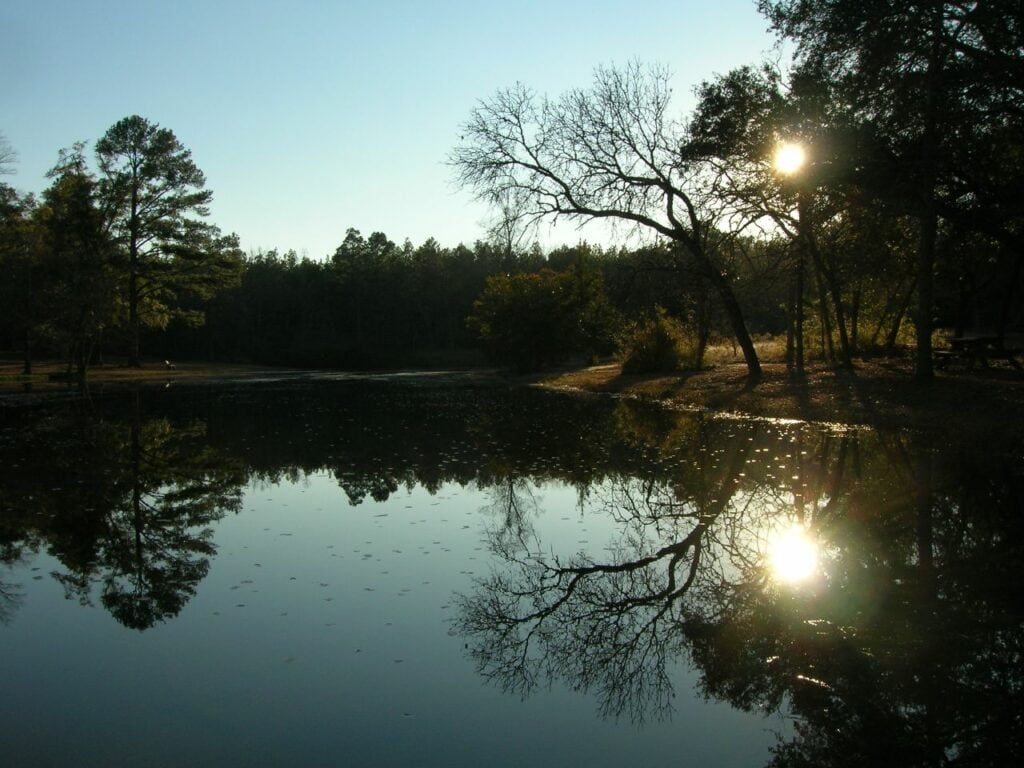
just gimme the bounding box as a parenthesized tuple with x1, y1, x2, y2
(451, 63, 763, 380)
(0, 132, 16, 176)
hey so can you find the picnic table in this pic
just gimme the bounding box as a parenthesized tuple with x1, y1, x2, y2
(935, 335, 1023, 370)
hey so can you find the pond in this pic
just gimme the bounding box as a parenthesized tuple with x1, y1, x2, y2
(1, 376, 1021, 767)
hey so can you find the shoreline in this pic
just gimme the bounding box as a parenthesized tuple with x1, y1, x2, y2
(3, 358, 1023, 443)
(534, 359, 1024, 441)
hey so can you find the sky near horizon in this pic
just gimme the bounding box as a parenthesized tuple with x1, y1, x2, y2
(2, 0, 780, 260)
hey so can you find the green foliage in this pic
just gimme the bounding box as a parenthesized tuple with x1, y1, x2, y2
(467, 263, 620, 372)
(618, 307, 702, 374)
(35, 144, 119, 371)
(0, 182, 38, 364)
(468, 270, 575, 371)
(96, 115, 235, 364)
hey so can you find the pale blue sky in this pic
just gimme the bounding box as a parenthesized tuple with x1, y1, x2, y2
(2, 0, 779, 259)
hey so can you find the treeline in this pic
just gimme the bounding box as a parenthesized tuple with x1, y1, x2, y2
(154, 234, 540, 368)
(149, 233, 798, 370)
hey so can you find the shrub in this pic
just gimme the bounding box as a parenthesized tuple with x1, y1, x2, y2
(466, 264, 620, 372)
(618, 307, 702, 373)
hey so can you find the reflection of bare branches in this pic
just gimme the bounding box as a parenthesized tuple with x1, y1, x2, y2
(456, 492, 729, 721)
(0, 576, 24, 625)
(481, 477, 539, 556)
(455, 427, 878, 726)
(455, 436, 756, 722)
(0, 542, 31, 625)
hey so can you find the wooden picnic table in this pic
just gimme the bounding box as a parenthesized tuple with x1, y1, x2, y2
(937, 335, 1023, 370)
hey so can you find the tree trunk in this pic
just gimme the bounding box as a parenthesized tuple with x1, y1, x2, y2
(915, 14, 943, 381)
(801, 193, 852, 368)
(701, 257, 761, 381)
(885, 277, 917, 353)
(129, 265, 140, 367)
(694, 279, 711, 368)
(916, 209, 937, 380)
(850, 288, 860, 356)
(128, 170, 142, 367)
(795, 251, 805, 371)
(812, 268, 835, 362)
(22, 329, 32, 375)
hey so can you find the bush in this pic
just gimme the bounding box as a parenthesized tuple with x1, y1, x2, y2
(618, 307, 702, 373)
(466, 265, 620, 372)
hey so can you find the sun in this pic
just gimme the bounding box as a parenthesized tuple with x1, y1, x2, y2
(773, 142, 807, 176)
(768, 524, 819, 584)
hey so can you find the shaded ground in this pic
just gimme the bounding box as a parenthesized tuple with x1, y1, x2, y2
(0, 359, 504, 406)
(536, 359, 1024, 440)
(0, 360, 291, 395)
(4, 357, 1023, 444)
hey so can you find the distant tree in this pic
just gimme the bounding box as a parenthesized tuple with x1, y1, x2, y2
(96, 115, 236, 366)
(331, 228, 399, 352)
(34, 144, 118, 376)
(0, 131, 16, 175)
(0, 182, 38, 372)
(452, 63, 765, 380)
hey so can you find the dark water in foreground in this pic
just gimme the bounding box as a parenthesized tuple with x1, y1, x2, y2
(1, 376, 1021, 767)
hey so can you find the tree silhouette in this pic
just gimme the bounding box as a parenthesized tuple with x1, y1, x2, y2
(451, 63, 766, 380)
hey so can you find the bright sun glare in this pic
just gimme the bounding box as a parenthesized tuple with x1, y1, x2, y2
(773, 142, 806, 175)
(768, 525, 819, 584)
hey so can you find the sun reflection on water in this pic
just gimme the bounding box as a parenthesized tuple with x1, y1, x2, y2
(767, 525, 819, 584)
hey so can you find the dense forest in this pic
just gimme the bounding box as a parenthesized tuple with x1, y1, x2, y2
(2, 1, 1022, 378)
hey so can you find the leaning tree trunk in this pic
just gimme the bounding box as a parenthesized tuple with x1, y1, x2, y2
(700, 258, 761, 381)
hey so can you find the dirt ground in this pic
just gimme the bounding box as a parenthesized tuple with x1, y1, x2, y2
(536, 358, 1024, 439)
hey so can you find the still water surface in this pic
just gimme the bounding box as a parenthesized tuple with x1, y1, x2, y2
(1, 376, 1021, 766)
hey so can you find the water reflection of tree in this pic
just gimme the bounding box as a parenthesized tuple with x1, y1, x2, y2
(455, 409, 1024, 764)
(481, 477, 540, 556)
(0, 559, 26, 625)
(457, 411, 758, 722)
(2, 394, 245, 630)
